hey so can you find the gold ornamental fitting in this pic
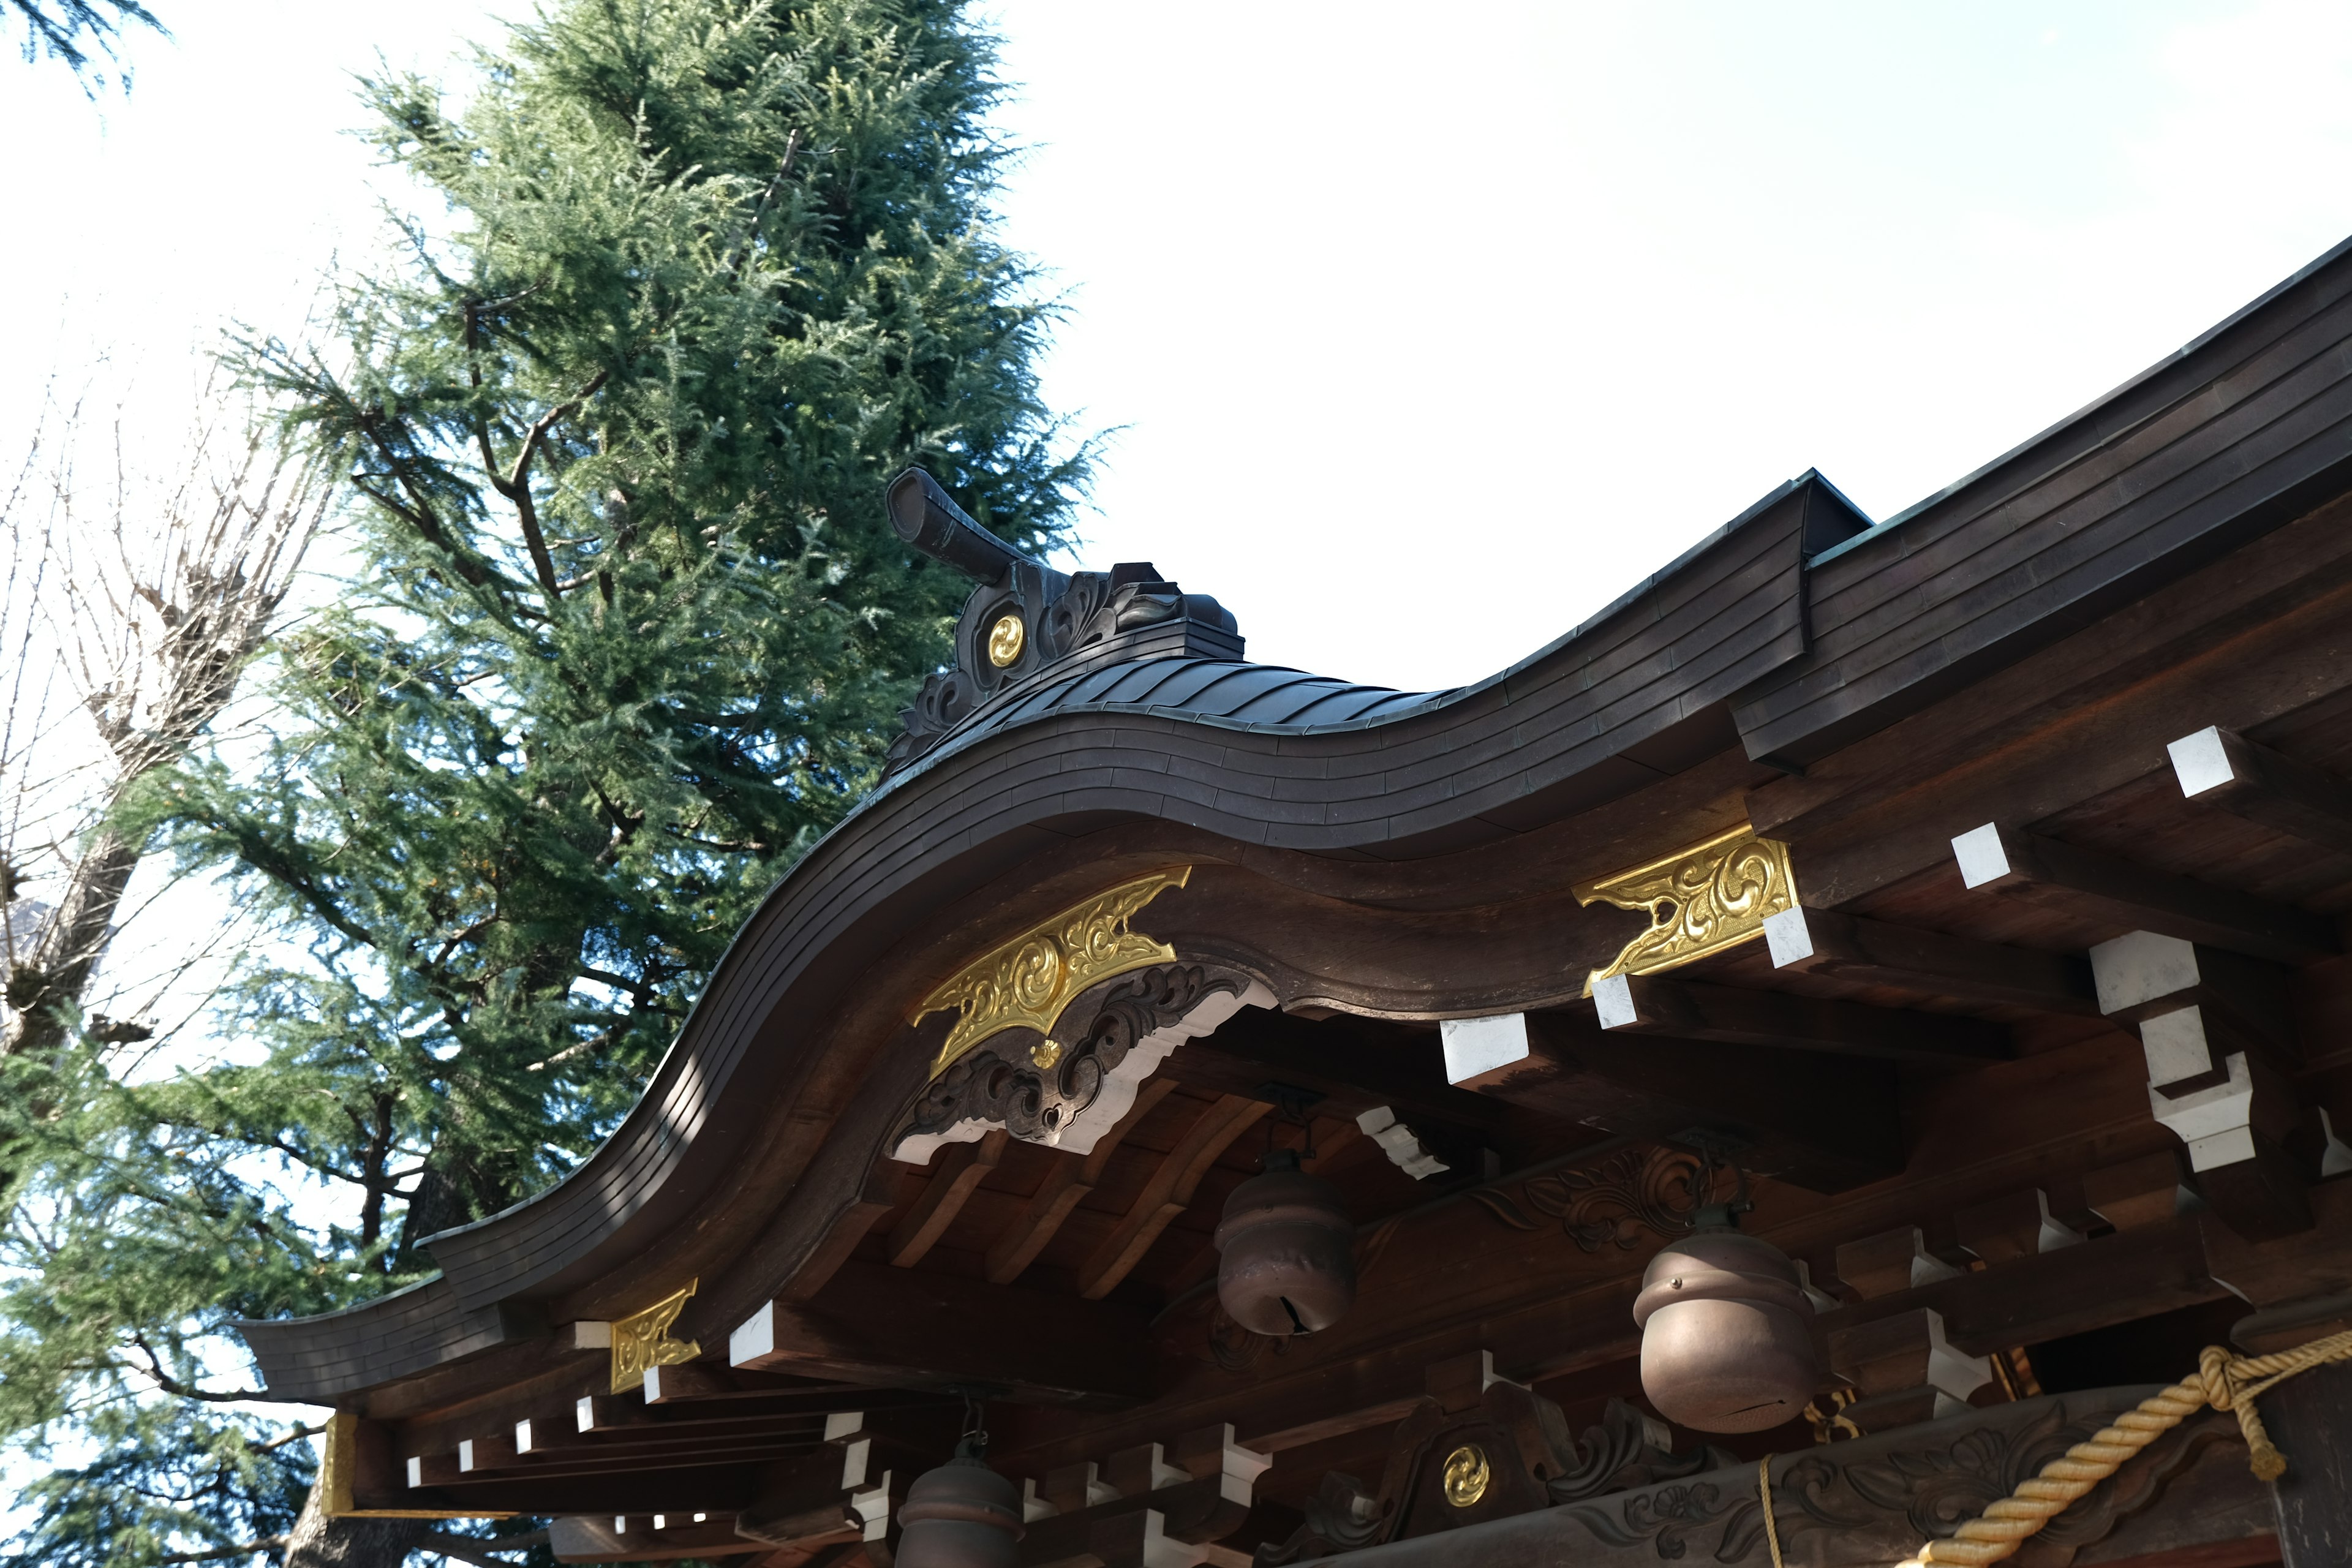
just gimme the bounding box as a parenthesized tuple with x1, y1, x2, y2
(1442, 1443, 1490, 1508)
(987, 613, 1025, 667)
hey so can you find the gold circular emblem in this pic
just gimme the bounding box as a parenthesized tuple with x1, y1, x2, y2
(1441, 1443, 1490, 1509)
(987, 613, 1025, 668)
(1030, 1039, 1064, 1071)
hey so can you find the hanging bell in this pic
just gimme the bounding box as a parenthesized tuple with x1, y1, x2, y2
(1215, 1148, 1355, 1336)
(1630, 1208, 1819, 1433)
(896, 1444, 1024, 1568)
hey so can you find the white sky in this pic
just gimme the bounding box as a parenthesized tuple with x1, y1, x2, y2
(12, 1, 2352, 692)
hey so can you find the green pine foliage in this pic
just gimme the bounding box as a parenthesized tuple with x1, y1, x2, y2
(0, 0, 1087, 1560)
(6, 0, 164, 91)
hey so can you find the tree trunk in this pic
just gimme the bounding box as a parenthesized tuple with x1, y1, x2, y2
(281, 1482, 431, 1568)
(2, 823, 140, 1062)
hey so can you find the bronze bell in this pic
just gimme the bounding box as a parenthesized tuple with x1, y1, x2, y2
(1630, 1213, 1818, 1433)
(897, 1452, 1024, 1568)
(1215, 1148, 1355, 1336)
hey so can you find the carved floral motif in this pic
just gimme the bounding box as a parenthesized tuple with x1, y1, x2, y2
(1575, 826, 1798, 995)
(1471, 1144, 1717, 1251)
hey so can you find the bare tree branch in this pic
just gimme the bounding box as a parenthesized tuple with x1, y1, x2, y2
(1, 366, 328, 1065)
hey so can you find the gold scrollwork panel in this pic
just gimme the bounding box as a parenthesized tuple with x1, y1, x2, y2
(913, 867, 1192, 1080)
(1574, 826, 1798, 996)
(611, 1278, 701, 1395)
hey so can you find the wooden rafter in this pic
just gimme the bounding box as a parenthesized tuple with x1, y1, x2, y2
(984, 1079, 1180, 1285)
(1076, 1093, 1270, 1301)
(887, 1128, 1009, 1267)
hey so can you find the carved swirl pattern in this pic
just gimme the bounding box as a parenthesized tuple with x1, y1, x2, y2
(1773, 1397, 2220, 1553)
(1471, 1145, 1716, 1252)
(914, 868, 1191, 1080)
(1575, 826, 1799, 995)
(900, 963, 1243, 1151)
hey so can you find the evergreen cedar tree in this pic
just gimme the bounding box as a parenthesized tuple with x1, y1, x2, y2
(6, 0, 162, 90)
(0, 2, 1091, 1564)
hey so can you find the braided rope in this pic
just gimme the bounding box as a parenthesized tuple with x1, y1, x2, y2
(1891, 1327, 2352, 1567)
(1760, 1454, 1785, 1568)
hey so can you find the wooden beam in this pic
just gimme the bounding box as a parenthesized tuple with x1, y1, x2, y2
(734, 1428, 886, 1551)
(393, 1468, 767, 1517)
(731, 1259, 1155, 1405)
(985, 1079, 1179, 1285)
(549, 1515, 764, 1563)
(1076, 1094, 1269, 1300)
(2171, 724, 2352, 858)
(1591, 974, 2011, 1064)
(2264, 1362, 2352, 1568)
(1172, 1007, 1517, 1135)
(780, 1159, 900, 1305)
(888, 1127, 1009, 1267)
(1951, 821, 2337, 964)
(429, 1425, 825, 1483)
(1763, 906, 2100, 1015)
(1456, 1012, 1903, 1193)
(1819, 1216, 2225, 1355)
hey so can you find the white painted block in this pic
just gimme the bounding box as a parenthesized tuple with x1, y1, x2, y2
(2322, 1108, 2352, 1178)
(1439, 1012, 1529, 1082)
(1355, 1106, 1449, 1179)
(1592, 974, 1637, 1030)
(822, 1409, 865, 1443)
(729, 1302, 777, 1366)
(2139, 1006, 2217, 1090)
(1950, 823, 2011, 889)
(568, 1319, 612, 1350)
(2089, 930, 2201, 1016)
(1020, 1477, 1058, 1521)
(1917, 1308, 1993, 1403)
(2150, 1052, 2257, 1171)
(2033, 1190, 2085, 1253)
(1762, 905, 1814, 968)
(852, 1472, 891, 1540)
(839, 1436, 872, 1489)
(2168, 726, 2236, 798)
(405, 1455, 424, 1488)
(575, 1395, 596, 1433)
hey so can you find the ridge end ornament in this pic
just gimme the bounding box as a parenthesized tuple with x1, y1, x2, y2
(611, 1279, 701, 1394)
(1574, 827, 1798, 997)
(914, 866, 1193, 1080)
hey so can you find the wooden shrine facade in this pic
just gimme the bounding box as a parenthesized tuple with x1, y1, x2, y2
(239, 236, 2352, 1568)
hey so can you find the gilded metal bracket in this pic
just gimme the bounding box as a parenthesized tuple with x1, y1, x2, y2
(1574, 826, 1798, 995)
(611, 1279, 701, 1395)
(913, 866, 1192, 1080)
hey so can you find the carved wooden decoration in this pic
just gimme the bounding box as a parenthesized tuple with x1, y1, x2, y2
(1260, 1386, 2236, 1566)
(1575, 826, 1798, 995)
(1470, 1144, 1716, 1252)
(912, 867, 1192, 1079)
(610, 1280, 701, 1395)
(892, 962, 1264, 1162)
(1256, 1354, 1724, 1563)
